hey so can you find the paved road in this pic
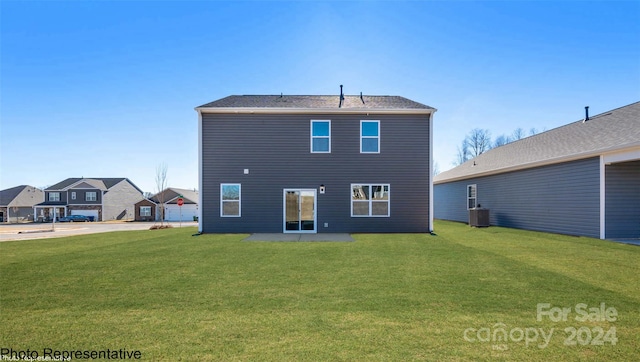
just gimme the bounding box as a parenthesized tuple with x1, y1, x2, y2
(0, 221, 198, 242)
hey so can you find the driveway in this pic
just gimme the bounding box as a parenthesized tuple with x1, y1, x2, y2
(0, 221, 198, 242)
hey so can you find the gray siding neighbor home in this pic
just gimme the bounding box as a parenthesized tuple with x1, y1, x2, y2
(34, 178, 143, 222)
(434, 101, 640, 239)
(196, 93, 436, 233)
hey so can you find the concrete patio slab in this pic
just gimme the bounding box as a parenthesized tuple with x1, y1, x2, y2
(244, 233, 354, 242)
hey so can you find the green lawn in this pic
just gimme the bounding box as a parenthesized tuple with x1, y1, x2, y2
(1, 220, 638, 361)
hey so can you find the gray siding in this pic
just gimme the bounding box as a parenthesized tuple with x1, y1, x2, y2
(45, 191, 68, 203)
(68, 189, 102, 204)
(202, 113, 431, 233)
(605, 160, 640, 238)
(434, 157, 601, 238)
(0, 207, 35, 222)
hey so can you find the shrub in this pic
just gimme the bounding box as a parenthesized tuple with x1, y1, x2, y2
(149, 224, 174, 230)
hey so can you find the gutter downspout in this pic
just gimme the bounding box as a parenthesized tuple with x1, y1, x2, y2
(599, 155, 605, 239)
(429, 113, 435, 233)
(197, 109, 203, 233)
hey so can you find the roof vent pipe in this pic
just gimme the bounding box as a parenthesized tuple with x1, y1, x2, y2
(339, 85, 344, 108)
(360, 91, 365, 104)
(583, 106, 589, 122)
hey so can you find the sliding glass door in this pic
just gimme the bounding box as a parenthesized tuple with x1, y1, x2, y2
(283, 189, 316, 233)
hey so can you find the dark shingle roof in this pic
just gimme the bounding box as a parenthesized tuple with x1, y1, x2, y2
(0, 185, 27, 205)
(0, 185, 39, 206)
(197, 95, 434, 111)
(34, 201, 68, 206)
(46, 178, 142, 193)
(1, 185, 44, 207)
(47, 178, 83, 190)
(434, 101, 640, 183)
(150, 188, 198, 204)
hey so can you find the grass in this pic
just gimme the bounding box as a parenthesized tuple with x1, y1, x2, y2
(1, 220, 639, 361)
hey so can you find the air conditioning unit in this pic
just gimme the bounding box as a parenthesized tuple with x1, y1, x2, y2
(469, 208, 490, 227)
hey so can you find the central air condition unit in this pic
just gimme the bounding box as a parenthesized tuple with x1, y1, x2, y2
(469, 208, 490, 227)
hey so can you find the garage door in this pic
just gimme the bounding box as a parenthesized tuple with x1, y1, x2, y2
(164, 205, 198, 221)
(71, 210, 99, 221)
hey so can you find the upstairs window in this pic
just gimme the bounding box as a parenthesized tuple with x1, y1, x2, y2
(467, 184, 477, 209)
(49, 192, 60, 202)
(360, 120, 380, 153)
(311, 120, 331, 153)
(86, 192, 97, 202)
(71, 192, 76, 200)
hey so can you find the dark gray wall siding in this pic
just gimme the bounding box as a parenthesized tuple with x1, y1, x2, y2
(605, 160, 640, 238)
(45, 191, 67, 203)
(0, 207, 35, 222)
(68, 189, 102, 204)
(201, 113, 431, 233)
(434, 157, 601, 238)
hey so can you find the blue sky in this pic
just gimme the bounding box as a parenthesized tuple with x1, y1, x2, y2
(2, 1, 639, 193)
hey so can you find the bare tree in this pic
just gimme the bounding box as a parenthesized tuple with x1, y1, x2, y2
(493, 134, 512, 148)
(432, 161, 440, 177)
(511, 127, 525, 141)
(455, 126, 544, 164)
(454, 139, 470, 166)
(155, 163, 168, 226)
(466, 128, 492, 157)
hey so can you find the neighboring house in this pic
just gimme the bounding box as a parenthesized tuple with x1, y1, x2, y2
(34, 178, 143, 222)
(134, 188, 199, 222)
(0, 185, 44, 223)
(434, 101, 640, 239)
(196, 92, 436, 233)
(134, 198, 157, 221)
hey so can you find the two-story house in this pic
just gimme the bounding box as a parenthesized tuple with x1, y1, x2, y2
(34, 178, 143, 222)
(196, 92, 436, 233)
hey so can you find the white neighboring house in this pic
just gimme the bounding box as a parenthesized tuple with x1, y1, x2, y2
(135, 188, 198, 222)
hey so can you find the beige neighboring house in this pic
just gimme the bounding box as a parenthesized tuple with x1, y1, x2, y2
(0, 185, 44, 223)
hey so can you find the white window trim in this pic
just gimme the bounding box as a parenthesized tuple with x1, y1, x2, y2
(467, 184, 477, 210)
(282, 189, 317, 233)
(310, 120, 331, 153)
(220, 183, 241, 217)
(71, 192, 76, 200)
(140, 206, 152, 217)
(49, 192, 60, 202)
(360, 120, 380, 154)
(85, 192, 97, 202)
(350, 183, 390, 217)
